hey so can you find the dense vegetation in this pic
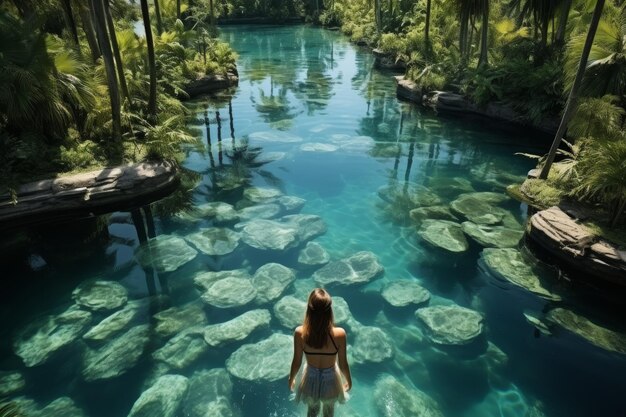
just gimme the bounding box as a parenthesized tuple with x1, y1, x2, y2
(0, 0, 237, 192)
(311, 0, 625, 226)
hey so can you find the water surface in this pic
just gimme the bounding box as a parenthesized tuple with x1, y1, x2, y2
(1, 25, 626, 417)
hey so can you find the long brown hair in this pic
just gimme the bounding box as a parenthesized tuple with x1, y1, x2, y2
(302, 288, 335, 348)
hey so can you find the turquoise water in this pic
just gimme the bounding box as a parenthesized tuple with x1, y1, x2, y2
(2, 25, 626, 417)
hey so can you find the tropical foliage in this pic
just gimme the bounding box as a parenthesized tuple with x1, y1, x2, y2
(0, 0, 237, 192)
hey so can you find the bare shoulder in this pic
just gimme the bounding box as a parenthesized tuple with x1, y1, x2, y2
(294, 325, 303, 336)
(332, 327, 347, 339)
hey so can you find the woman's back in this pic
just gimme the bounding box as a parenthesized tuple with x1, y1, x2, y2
(297, 326, 344, 369)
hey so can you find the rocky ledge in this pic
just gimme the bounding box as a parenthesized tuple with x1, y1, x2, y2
(373, 49, 406, 71)
(394, 77, 558, 134)
(183, 70, 239, 99)
(0, 161, 178, 231)
(527, 206, 626, 285)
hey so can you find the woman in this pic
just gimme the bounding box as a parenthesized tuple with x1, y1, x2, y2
(288, 288, 352, 417)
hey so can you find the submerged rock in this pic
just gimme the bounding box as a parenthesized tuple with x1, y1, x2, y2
(225, 333, 292, 382)
(300, 143, 339, 152)
(204, 309, 271, 347)
(332, 296, 355, 327)
(351, 325, 394, 364)
(194, 269, 252, 293)
(377, 183, 441, 208)
(430, 177, 475, 198)
(382, 280, 430, 307)
(248, 131, 303, 143)
(273, 296, 306, 329)
(238, 203, 282, 221)
(482, 248, 561, 301)
(154, 300, 207, 338)
(0, 370, 25, 396)
(243, 187, 283, 203)
(153, 327, 207, 370)
(14, 306, 92, 367)
(373, 374, 444, 417)
(83, 300, 143, 342)
(418, 220, 469, 253)
(183, 368, 238, 417)
(83, 324, 150, 381)
(313, 251, 384, 286)
(546, 308, 626, 355)
(409, 206, 458, 223)
(195, 202, 239, 224)
(281, 214, 327, 242)
(200, 277, 257, 309)
(450, 193, 509, 225)
(185, 228, 241, 256)
(298, 242, 330, 266)
(416, 305, 484, 345)
(72, 280, 128, 312)
(462, 222, 524, 248)
(39, 397, 86, 417)
(523, 311, 552, 336)
(276, 196, 306, 213)
(252, 263, 295, 304)
(128, 374, 189, 417)
(240, 219, 299, 251)
(135, 235, 197, 273)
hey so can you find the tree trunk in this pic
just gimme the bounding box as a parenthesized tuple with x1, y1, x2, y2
(78, 2, 101, 61)
(104, 0, 130, 102)
(61, 0, 80, 45)
(539, 0, 605, 180)
(140, 0, 158, 121)
(91, 0, 122, 141)
(555, 0, 573, 46)
(153, 0, 164, 34)
(374, 0, 381, 33)
(176, 0, 181, 19)
(209, 0, 215, 26)
(478, 2, 489, 68)
(424, 0, 431, 46)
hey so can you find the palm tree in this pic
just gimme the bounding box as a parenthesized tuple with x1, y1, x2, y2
(140, 0, 158, 121)
(176, 0, 182, 19)
(555, 0, 573, 46)
(539, 0, 606, 180)
(90, 0, 122, 141)
(60, 0, 80, 45)
(154, 0, 164, 34)
(374, 0, 382, 34)
(104, 0, 130, 102)
(424, 0, 432, 46)
(77, 1, 101, 60)
(457, 0, 489, 67)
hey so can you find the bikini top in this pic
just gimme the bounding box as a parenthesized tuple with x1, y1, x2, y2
(303, 333, 339, 356)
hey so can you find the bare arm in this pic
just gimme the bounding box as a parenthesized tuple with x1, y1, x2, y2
(336, 328, 352, 391)
(288, 327, 303, 390)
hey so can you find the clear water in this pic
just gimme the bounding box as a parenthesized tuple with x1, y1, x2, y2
(2, 25, 626, 417)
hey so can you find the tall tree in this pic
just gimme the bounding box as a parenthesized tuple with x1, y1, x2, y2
(90, 0, 122, 141)
(457, 0, 489, 66)
(555, 0, 572, 46)
(61, 0, 80, 45)
(77, 2, 101, 61)
(478, 0, 489, 68)
(140, 0, 158, 121)
(424, 0, 431, 46)
(104, 0, 130, 102)
(154, 0, 164, 34)
(176, 0, 181, 19)
(539, 0, 606, 179)
(374, 0, 381, 34)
